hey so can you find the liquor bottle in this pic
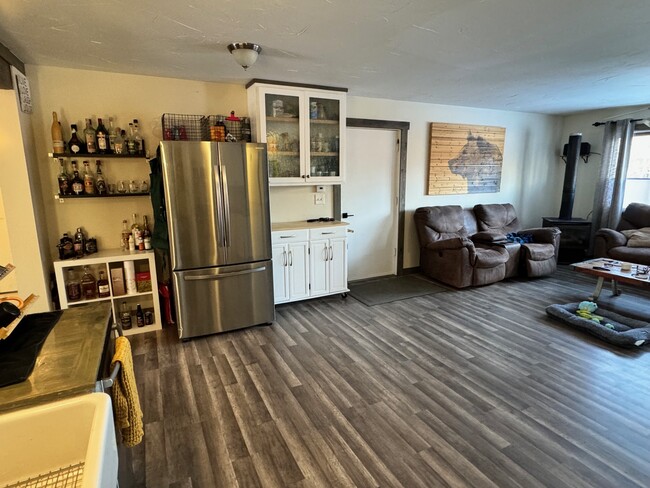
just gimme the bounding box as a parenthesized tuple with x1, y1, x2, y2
(65, 268, 81, 302)
(84, 118, 97, 154)
(135, 304, 144, 327)
(132, 119, 144, 155)
(83, 160, 95, 195)
(142, 216, 152, 250)
(71, 161, 84, 195)
(126, 123, 136, 155)
(73, 227, 85, 257)
(95, 160, 107, 195)
(58, 233, 75, 260)
(57, 158, 71, 195)
(51, 111, 65, 154)
(80, 265, 97, 300)
(131, 213, 141, 243)
(96, 118, 111, 154)
(108, 117, 117, 152)
(68, 124, 83, 154)
(121, 219, 130, 250)
(97, 270, 110, 298)
(120, 301, 132, 330)
(128, 235, 135, 251)
(114, 129, 125, 155)
(214, 116, 226, 142)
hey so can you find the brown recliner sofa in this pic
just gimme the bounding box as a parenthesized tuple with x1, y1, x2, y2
(414, 204, 560, 288)
(413, 205, 510, 288)
(593, 202, 650, 266)
(473, 203, 561, 277)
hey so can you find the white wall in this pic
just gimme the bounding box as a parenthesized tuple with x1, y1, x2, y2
(560, 104, 650, 220)
(347, 96, 563, 268)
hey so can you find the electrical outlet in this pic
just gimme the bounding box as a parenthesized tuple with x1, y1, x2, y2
(314, 194, 325, 205)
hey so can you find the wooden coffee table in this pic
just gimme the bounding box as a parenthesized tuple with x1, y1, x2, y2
(571, 258, 650, 301)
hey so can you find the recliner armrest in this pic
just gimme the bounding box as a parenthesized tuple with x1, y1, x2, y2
(423, 236, 474, 252)
(520, 227, 560, 245)
(594, 228, 627, 249)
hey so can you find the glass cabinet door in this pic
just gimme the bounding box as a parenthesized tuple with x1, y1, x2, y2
(308, 96, 341, 178)
(264, 93, 302, 178)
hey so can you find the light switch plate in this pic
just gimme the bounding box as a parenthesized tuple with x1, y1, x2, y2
(314, 194, 325, 205)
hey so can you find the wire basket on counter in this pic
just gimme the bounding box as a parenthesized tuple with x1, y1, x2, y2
(161, 113, 251, 142)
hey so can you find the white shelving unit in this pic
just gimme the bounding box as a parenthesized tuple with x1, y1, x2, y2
(53, 249, 161, 336)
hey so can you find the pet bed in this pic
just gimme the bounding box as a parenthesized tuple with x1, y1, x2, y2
(546, 302, 650, 347)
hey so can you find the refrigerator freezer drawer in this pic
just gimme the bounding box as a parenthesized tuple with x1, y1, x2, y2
(173, 261, 275, 339)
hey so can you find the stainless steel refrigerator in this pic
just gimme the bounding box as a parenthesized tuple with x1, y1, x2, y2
(160, 141, 274, 339)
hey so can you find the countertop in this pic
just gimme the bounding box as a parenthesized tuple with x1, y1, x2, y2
(272, 220, 349, 231)
(0, 302, 112, 412)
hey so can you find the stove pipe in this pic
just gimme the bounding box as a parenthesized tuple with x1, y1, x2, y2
(559, 133, 582, 220)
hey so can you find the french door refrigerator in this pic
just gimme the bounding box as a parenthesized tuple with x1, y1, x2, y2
(160, 141, 274, 339)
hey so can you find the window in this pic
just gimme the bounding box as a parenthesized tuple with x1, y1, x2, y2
(623, 128, 650, 208)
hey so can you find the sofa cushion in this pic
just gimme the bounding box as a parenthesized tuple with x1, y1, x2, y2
(621, 227, 650, 247)
(414, 206, 469, 244)
(474, 203, 520, 233)
(618, 202, 650, 231)
(607, 246, 650, 266)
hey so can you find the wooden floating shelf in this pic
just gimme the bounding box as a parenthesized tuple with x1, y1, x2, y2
(56, 193, 150, 200)
(49, 152, 146, 159)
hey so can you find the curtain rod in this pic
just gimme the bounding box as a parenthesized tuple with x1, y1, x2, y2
(593, 106, 650, 126)
(593, 118, 643, 127)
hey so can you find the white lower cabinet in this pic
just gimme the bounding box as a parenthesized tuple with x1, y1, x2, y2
(272, 224, 348, 304)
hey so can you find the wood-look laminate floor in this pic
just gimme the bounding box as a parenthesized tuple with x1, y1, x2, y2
(121, 267, 650, 487)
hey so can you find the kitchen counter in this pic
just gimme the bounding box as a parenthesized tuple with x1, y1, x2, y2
(272, 220, 349, 231)
(0, 302, 112, 412)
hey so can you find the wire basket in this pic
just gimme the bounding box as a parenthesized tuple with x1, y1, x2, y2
(162, 113, 251, 142)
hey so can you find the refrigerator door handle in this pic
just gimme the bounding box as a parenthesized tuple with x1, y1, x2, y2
(221, 164, 232, 247)
(213, 164, 226, 247)
(183, 266, 268, 281)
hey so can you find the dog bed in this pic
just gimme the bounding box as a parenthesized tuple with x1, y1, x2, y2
(546, 302, 650, 347)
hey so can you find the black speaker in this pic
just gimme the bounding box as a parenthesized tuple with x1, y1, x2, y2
(562, 142, 591, 157)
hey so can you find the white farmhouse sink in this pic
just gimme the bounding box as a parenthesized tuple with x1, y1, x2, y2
(0, 392, 118, 487)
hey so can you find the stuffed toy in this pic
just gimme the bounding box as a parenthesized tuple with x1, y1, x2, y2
(576, 301, 615, 329)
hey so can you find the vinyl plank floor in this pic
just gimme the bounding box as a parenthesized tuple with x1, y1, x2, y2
(121, 267, 650, 487)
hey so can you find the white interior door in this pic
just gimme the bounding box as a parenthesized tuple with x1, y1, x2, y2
(342, 127, 399, 281)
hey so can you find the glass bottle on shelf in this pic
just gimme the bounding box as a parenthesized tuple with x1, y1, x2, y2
(65, 268, 81, 302)
(84, 118, 97, 154)
(97, 270, 110, 298)
(51, 111, 65, 154)
(114, 129, 125, 155)
(126, 123, 137, 155)
(57, 158, 71, 195)
(131, 213, 142, 249)
(83, 160, 95, 195)
(108, 117, 117, 152)
(68, 124, 83, 154)
(120, 301, 132, 330)
(80, 265, 97, 300)
(142, 216, 152, 250)
(133, 119, 144, 155)
(70, 161, 84, 195)
(136, 304, 144, 328)
(96, 118, 111, 154)
(74, 227, 85, 257)
(95, 160, 107, 195)
(121, 219, 130, 250)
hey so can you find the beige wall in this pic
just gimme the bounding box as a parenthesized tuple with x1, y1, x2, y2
(27, 65, 248, 259)
(0, 186, 17, 293)
(0, 80, 51, 311)
(559, 104, 650, 220)
(347, 96, 563, 268)
(24, 64, 566, 277)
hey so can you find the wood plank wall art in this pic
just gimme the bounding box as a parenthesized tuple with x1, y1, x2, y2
(428, 123, 506, 195)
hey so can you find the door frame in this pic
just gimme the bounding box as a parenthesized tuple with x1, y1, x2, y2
(334, 118, 410, 276)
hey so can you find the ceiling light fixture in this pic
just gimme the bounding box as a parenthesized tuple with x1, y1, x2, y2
(227, 42, 262, 70)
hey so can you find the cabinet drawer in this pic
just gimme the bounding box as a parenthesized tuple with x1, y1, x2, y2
(309, 226, 347, 240)
(272, 229, 310, 244)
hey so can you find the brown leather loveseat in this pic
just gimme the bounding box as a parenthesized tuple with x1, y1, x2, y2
(414, 203, 560, 288)
(593, 202, 650, 265)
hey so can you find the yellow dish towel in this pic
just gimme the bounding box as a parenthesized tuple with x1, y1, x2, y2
(111, 336, 144, 447)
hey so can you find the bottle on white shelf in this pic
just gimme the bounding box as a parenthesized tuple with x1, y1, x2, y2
(128, 235, 135, 251)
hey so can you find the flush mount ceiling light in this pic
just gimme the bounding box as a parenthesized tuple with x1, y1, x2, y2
(227, 42, 262, 70)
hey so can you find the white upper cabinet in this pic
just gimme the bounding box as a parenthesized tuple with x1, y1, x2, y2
(247, 80, 347, 186)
